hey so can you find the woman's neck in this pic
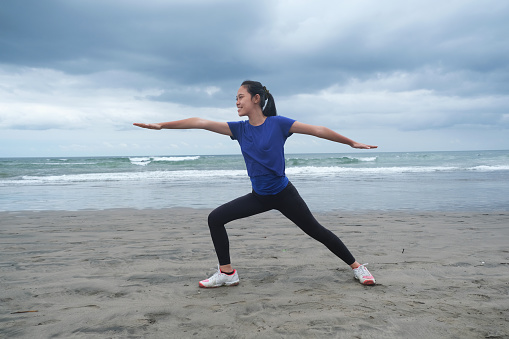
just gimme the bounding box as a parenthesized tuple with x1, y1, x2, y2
(248, 110, 267, 126)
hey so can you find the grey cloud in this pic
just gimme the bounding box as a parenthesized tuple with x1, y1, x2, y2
(2, 0, 508, 98)
(254, 2, 509, 96)
(0, 1, 261, 79)
(1, 0, 508, 137)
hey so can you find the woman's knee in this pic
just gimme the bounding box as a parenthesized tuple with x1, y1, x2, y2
(208, 208, 224, 228)
(294, 218, 334, 242)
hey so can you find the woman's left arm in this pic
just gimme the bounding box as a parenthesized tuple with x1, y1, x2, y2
(289, 121, 378, 149)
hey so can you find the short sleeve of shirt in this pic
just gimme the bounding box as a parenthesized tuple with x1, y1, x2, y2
(227, 120, 243, 141)
(275, 115, 296, 137)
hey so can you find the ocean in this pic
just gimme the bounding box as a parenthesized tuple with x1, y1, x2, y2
(1, 150, 508, 212)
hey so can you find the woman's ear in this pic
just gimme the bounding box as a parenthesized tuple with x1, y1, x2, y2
(252, 93, 261, 104)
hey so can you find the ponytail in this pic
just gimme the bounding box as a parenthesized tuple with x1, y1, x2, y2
(263, 91, 277, 117)
(241, 80, 277, 117)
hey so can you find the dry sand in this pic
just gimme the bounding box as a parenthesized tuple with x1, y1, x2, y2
(1, 208, 508, 338)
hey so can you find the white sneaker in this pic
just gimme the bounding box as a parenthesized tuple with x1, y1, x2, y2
(199, 265, 240, 288)
(353, 264, 376, 285)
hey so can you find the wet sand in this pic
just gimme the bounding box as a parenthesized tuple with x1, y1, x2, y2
(1, 208, 508, 338)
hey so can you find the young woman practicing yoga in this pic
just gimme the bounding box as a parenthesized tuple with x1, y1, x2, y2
(134, 80, 378, 287)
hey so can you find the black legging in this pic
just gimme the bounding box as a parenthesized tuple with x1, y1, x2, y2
(207, 181, 356, 266)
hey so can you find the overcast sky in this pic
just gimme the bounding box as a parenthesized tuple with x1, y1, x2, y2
(1, 0, 508, 157)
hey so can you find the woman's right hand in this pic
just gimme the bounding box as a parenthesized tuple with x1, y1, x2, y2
(133, 123, 162, 130)
(351, 142, 378, 149)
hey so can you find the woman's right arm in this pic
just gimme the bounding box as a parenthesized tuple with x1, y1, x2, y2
(133, 118, 232, 136)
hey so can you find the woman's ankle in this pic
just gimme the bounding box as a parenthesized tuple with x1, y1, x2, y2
(220, 264, 233, 273)
(350, 262, 361, 269)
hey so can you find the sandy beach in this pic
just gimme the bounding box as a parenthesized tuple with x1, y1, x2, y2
(1, 208, 508, 338)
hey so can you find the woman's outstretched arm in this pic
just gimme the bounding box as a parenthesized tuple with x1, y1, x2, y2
(133, 118, 232, 136)
(289, 121, 377, 149)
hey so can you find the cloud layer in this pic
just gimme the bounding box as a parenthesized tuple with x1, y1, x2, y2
(1, 0, 508, 156)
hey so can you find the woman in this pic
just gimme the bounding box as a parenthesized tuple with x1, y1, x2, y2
(134, 80, 377, 288)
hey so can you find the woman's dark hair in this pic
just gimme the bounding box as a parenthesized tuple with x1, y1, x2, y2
(241, 80, 277, 116)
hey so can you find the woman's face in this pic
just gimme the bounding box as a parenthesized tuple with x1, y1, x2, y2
(236, 86, 260, 117)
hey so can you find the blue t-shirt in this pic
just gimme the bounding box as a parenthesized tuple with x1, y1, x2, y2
(228, 116, 296, 195)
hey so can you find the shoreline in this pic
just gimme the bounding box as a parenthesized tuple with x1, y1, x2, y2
(1, 208, 508, 338)
(3, 206, 509, 213)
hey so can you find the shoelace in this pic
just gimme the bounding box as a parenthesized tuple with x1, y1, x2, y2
(356, 263, 371, 277)
(204, 266, 221, 280)
(211, 265, 226, 278)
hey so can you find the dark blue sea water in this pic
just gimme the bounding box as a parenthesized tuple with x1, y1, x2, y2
(1, 150, 508, 212)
